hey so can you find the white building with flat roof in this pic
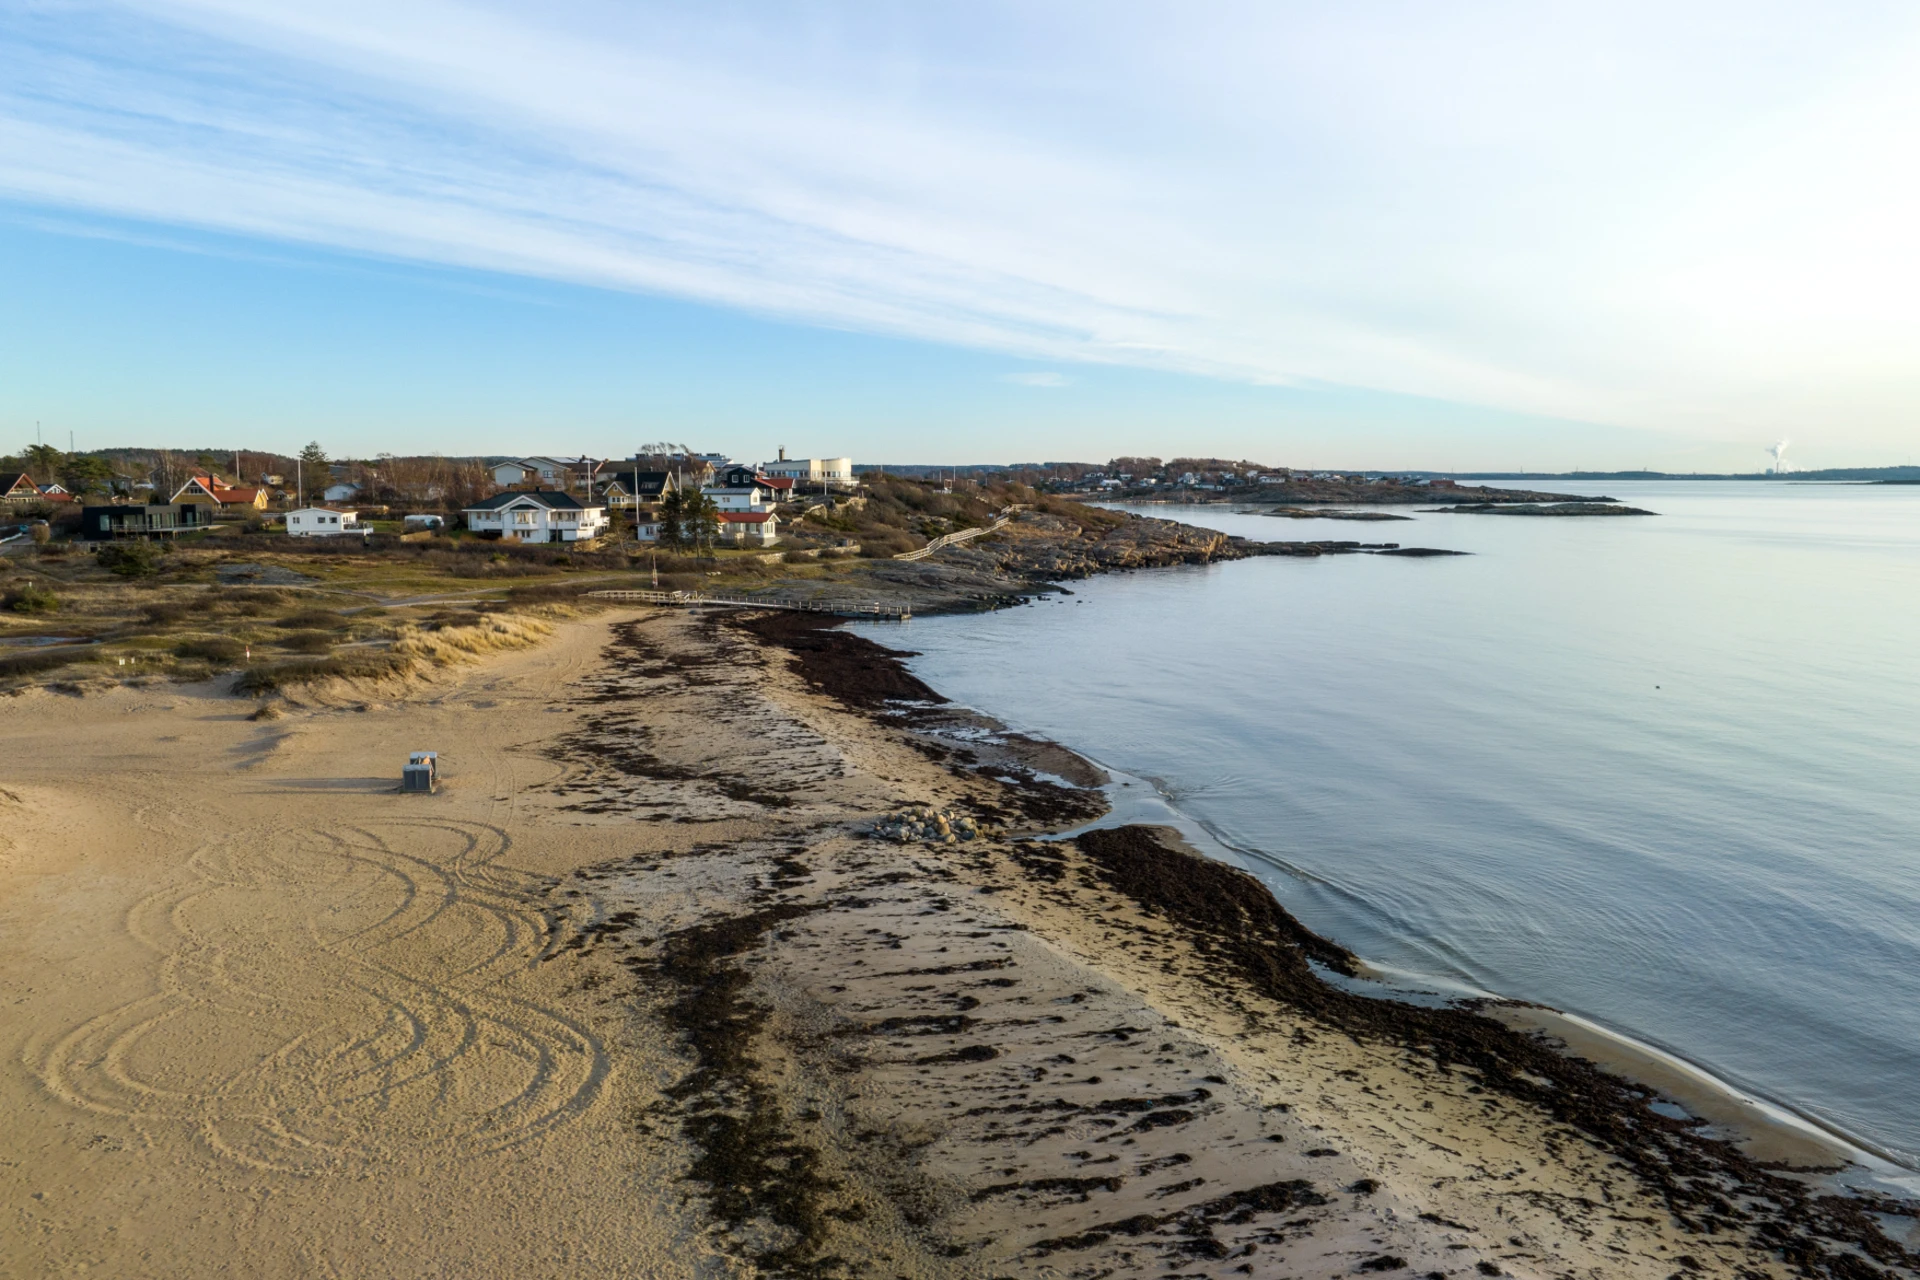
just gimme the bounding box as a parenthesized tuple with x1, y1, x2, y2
(761, 451, 853, 486)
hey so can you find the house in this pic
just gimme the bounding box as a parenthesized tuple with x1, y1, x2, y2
(760, 452, 854, 487)
(600, 471, 678, 509)
(462, 490, 609, 544)
(81, 503, 213, 540)
(490, 457, 602, 492)
(3, 474, 45, 504)
(321, 481, 361, 504)
(702, 479, 776, 512)
(286, 506, 364, 537)
(718, 510, 781, 547)
(171, 475, 270, 512)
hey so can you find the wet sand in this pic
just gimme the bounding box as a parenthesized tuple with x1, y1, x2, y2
(2, 607, 1914, 1278)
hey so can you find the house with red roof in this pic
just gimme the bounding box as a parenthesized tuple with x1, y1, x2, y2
(170, 475, 270, 513)
(718, 509, 781, 547)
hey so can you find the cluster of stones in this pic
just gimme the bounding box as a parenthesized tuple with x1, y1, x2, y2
(872, 806, 991, 844)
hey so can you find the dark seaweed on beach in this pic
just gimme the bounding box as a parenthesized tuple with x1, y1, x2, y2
(1072, 825, 1920, 1280)
(728, 611, 947, 710)
(639, 902, 852, 1278)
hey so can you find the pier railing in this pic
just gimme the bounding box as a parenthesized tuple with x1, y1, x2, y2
(586, 589, 910, 620)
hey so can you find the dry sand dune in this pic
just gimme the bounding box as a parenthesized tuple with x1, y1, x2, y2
(2, 608, 1910, 1279)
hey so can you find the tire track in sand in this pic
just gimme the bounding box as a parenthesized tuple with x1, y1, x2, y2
(27, 819, 605, 1173)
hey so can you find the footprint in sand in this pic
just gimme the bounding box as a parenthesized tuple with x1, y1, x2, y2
(28, 820, 605, 1173)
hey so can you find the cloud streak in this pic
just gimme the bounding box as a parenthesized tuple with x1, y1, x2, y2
(5, 1, 1920, 443)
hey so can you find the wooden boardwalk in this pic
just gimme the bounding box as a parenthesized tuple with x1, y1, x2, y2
(893, 506, 1025, 562)
(586, 589, 910, 621)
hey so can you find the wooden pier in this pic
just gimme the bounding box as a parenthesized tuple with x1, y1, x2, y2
(586, 589, 910, 621)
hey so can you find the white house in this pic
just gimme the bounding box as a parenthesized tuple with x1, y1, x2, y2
(321, 481, 361, 503)
(286, 507, 363, 537)
(760, 452, 853, 486)
(491, 457, 601, 491)
(463, 490, 608, 544)
(718, 510, 781, 547)
(701, 481, 776, 512)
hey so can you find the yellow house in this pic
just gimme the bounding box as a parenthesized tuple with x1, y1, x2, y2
(171, 475, 270, 513)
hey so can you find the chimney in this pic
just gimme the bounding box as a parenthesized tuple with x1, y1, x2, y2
(779, 447, 787, 461)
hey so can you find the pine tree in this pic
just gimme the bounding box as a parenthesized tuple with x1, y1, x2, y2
(681, 490, 720, 553)
(657, 488, 686, 549)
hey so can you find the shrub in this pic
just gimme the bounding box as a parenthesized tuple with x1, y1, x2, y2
(274, 609, 348, 630)
(4, 581, 59, 614)
(0, 648, 88, 679)
(278, 630, 336, 654)
(233, 651, 409, 694)
(95, 542, 165, 578)
(175, 637, 245, 664)
(506, 582, 590, 604)
(142, 600, 194, 625)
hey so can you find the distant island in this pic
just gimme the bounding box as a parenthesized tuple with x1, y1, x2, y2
(1427, 501, 1656, 517)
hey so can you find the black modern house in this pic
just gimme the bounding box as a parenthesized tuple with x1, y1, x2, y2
(81, 503, 214, 540)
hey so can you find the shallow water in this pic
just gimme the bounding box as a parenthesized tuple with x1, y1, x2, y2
(852, 481, 1920, 1168)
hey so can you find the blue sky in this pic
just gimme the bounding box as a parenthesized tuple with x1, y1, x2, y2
(5, 2, 1919, 469)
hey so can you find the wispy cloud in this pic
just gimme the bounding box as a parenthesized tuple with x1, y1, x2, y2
(1001, 371, 1072, 388)
(4, 2, 1920, 441)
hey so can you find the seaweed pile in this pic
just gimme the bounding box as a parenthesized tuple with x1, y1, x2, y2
(1074, 826, 1920, 1280)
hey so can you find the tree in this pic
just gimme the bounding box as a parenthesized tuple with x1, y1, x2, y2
(95, 542, 164, 578)
(681, 489, 720, 554)
(656, 487, 687, 550)
(299, 442, 328, 468)
(23, 443, 63, 479)
(59, 455, 114, 496)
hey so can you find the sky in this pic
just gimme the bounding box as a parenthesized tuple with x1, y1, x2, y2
(4, 1, 1920, 471)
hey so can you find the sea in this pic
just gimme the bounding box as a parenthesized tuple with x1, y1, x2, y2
(852, 481, 1920, 1184)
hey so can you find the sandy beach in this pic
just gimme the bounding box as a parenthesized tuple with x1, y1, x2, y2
(3, 606, 1913, 1279)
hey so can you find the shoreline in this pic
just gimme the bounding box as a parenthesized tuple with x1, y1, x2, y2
(1037, 754, 1918, 1197)
(4, 606, 1916, 1277)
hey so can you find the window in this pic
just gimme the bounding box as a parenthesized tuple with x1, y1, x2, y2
(513, 509, 535, 525)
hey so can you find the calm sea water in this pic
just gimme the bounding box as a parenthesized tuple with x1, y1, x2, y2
(853, 482, 1920, 1170)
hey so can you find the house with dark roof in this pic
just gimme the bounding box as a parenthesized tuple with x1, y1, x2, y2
(600, 471, 679, 509)
(463, 489, 609, 544)
(82, 503, 213, 540)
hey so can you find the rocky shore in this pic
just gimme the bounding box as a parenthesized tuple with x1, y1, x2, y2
(1124, 477, 1611, 506)
(1426, 501, 1657, 516)
(749, 507, 1468, 615)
